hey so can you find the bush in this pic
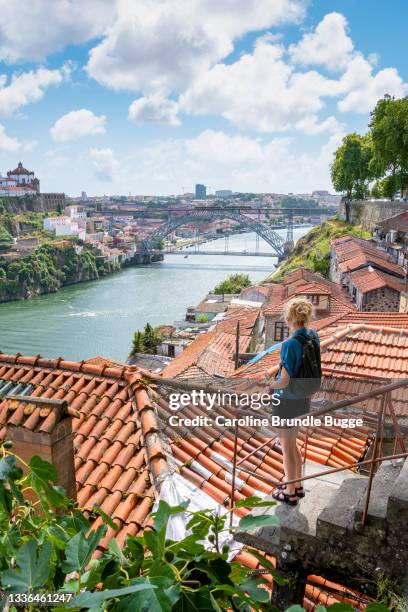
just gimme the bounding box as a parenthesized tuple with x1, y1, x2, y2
(213, 273, 251, 295)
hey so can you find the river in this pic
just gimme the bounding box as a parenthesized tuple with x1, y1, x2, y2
(0, 227, 310, 362)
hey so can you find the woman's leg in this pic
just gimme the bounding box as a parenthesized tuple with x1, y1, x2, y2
(280, 427, 300, 496)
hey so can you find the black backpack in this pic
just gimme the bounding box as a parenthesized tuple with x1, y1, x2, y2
(289, 332, 322, 398)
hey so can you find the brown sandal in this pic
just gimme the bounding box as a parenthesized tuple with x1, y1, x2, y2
(272, 485, 298, 506)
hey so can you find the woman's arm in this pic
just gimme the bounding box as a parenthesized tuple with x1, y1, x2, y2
(268, 365, 290, 389)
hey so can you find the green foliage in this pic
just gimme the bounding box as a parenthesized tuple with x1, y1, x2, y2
(213, 273, 251, 295)
(131, 322, 164, 355)
(331, 133, 374, 207)
(0, 243, 98, 300)
(269, 219, 370, 281)
(197, 313, 209, 323)
(0, 447, 285, 611)
(369, 95, 408, 198)
(0, 225, 13, 252)
(0, 448, 397, 611)
(332, 95, 408, 203)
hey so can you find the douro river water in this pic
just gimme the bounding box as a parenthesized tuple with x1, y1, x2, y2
(0, 228, 309, 362)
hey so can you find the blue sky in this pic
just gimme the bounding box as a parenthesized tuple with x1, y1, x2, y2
(0, 0, 406, 196)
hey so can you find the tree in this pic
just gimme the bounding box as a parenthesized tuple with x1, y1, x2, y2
(331, 133, 373, 221)
(369, 95, 408, 199)
(213, 273, 251, 295)
(130, 323, 164, 355)
(132, 330, 145, 354)
(0, 225, 13, 253)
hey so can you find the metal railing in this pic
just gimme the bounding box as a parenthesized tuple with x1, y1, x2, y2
(142, 367, 408, 529)
(231, 374, 408, 527)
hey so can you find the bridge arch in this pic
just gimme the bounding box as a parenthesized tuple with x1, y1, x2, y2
(141, 209, 287, 258)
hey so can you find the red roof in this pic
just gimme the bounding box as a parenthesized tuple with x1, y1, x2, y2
(350, 267, 405, 294)
(7, 162, 34, 175)
(332, 236, 404, 277)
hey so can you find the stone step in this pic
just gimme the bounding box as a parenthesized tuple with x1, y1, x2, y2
(316, 477, 368, 541)
(387, 458, 408, 535)
(234, 480, 337, 555)
(355, 459, 405, 528)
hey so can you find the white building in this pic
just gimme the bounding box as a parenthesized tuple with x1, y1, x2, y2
(0, 162, 40, 197)
(43, 216, 86, 240)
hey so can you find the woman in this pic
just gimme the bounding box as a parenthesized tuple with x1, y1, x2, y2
(265, 297, 320, 506)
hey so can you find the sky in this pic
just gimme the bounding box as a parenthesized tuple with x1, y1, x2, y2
(0, 0, 406, 197)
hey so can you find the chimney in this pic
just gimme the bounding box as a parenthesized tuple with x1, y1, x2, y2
(5, 396, 77, 504)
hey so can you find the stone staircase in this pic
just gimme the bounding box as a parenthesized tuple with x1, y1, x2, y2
(236, 458, 408, 596)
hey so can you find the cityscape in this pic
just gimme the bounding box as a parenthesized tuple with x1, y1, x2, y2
(0, 1, 407, 611)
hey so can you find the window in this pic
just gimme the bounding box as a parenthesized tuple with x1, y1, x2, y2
(274, 322, 289, 341)
(310, 294, 319, 305)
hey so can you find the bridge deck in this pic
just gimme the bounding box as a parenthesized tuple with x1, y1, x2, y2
(167, 250, 277, 257)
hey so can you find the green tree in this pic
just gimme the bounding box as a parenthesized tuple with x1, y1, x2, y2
(0, 226, 13, 253)
(213, 273, 251, 295)
(369, 95, 408, 199)
(331, 133, 373, 221)
(132, 330, 145, 354)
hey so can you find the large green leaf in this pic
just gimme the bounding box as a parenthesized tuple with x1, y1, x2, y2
(365, 605, 391, 612)
(239, 577, 270, 603)
(68, 580, 157, 609)
(61, 525, 106, 574)
(284, 606, 306, 612)
(1, 540, 52, 592)
(238, 513, 279, 532)
(152, 499, 189, 534)
(235, 496, 277, 509)
(114, 578, 181, 612)
(326, 605, 355, 611)
(27, 456, 67, 509)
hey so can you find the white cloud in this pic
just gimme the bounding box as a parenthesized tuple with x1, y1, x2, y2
(124, 129, 342, 194)
(128, 94, 180, 125)
(86, 0, 306, 91)
(0, 0, 115, 63)
(337, 54, 408, 113)
(181, 15, 407, 132)
(0, 123, 22, 151)
(51, 109, 107, 142)
(289, 12, 353, 70)
(0, 123, 36, 152)
(181, 37, 337, 133)
(89, 147, 119, 181)
(295, 115, 344, 135)
(0, 64, 70, 116)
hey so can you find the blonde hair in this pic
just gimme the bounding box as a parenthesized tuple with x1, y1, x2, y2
(283, 297, 313, 326)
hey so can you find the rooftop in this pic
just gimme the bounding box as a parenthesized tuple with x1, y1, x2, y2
(332, 235, 404, 277)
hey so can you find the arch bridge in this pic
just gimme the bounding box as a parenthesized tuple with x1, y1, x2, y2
(141, 209, 294, 259)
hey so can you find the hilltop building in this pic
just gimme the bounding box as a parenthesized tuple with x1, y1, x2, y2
(0, 162, 39, 196)
(0, 162, 65, 210)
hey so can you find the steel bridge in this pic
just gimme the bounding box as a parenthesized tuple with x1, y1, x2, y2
(139, 208, 299, 259)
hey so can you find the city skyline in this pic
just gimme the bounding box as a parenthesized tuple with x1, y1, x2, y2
(0, 0, 407, 196)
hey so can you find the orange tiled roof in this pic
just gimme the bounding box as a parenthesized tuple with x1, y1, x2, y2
(161, 308, 260, 380)
(0, 348, 374, 549)
(332, 236, 404, 277)
(349, 267, 405, 294)
(0, 354, 165, 550)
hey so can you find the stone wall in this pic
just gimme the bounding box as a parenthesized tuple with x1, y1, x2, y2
(361, 286, 401, 311)
(339, 199, 408, 231)
(0, 194, 65, 214)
